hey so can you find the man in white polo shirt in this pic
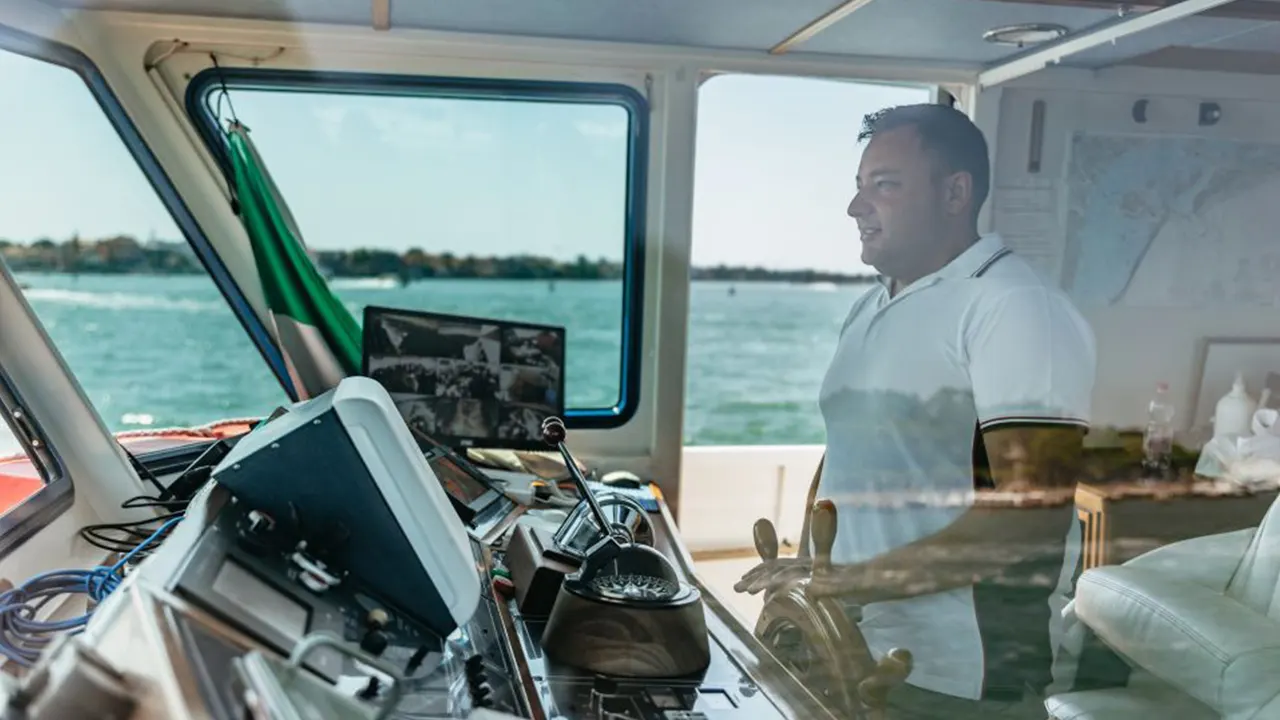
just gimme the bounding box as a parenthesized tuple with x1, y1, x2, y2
(736, 104, 1096, 718)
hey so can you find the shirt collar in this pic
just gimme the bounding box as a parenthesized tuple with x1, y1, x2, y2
(874, 233, 1009, 290)
(938, 233, 1009, 280)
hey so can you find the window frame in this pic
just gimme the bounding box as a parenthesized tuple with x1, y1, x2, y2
(0, 361, 69, 558)
(0, 22, 293, 553)
(183, 67, 650, 429)
(0, 24, 295, 402)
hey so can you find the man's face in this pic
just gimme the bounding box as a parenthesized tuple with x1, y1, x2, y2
(847, 125, 965, 279)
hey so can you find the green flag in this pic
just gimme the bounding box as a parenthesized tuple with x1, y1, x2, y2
(225, 121, 361, 398)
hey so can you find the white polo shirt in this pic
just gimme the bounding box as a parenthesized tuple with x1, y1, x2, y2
(814, 234, 1096, 700)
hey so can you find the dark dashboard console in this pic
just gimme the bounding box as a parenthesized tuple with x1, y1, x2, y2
(160, 376, 831, 720)
(168, 492, 524, 718)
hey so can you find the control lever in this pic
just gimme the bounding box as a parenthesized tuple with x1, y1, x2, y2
(540, 417, 616, 542)
(538, 417, 711, 678)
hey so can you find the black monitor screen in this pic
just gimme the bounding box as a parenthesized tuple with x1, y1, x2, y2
(362, 305, 565, 451)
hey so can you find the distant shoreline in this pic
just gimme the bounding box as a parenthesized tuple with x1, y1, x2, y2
(0, 235, 877, 285)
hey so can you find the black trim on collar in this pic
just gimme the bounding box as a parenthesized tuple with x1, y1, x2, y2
(971, 247, 1013, 278)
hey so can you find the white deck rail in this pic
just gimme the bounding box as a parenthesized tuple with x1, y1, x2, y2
(677, 444, 824, 554)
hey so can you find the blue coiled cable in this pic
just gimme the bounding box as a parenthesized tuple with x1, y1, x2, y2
(0, 515, 183, 667)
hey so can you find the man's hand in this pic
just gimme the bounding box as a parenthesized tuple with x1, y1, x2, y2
(806, 566, 862, 598)
(733, 558, 811, 595)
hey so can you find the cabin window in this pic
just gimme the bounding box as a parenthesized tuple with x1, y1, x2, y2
(186, 69, 647, 428)
(685, 73, 934, 448)
(0, 43, 287, 452)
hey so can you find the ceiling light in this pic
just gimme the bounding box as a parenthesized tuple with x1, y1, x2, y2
(983, 23, 1069, 47)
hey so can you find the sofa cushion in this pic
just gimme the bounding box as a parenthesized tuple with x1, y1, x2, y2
(1046, 682, 1216, 720)
(1225, 497, 1280, 620)
(1076, 566, 1280, 719)
(1124, 528, 1254, 594)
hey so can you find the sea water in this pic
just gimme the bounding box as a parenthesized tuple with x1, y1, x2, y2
(7, 272, 869, 449)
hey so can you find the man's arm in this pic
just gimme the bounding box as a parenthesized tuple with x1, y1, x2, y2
(807, 424, 1083, 601)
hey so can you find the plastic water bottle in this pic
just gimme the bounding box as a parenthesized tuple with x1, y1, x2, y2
(1142, 382, 1175, 477)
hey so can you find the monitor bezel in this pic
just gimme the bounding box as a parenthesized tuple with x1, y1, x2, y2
(361, 304, 567, 453)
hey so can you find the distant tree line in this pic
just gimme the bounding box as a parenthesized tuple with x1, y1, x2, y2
(0, 235, 877, 284)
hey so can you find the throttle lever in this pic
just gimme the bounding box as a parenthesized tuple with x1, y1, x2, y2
(541, 417, 615, 542)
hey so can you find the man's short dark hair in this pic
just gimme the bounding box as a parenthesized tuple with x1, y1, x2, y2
(858, 104, 990, 219)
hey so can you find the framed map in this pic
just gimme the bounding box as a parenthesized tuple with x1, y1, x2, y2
(1062, 133, 1280, 308)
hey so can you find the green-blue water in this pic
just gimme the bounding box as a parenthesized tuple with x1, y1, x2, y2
(13, 273, 869, 446)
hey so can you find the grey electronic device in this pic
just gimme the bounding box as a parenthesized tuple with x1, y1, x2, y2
(210, 377, 480, 638)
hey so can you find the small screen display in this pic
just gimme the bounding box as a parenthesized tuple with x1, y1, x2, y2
(362, 306, 565, 451)
(212, 560, 309, 638)
(429, 454, 491, 505)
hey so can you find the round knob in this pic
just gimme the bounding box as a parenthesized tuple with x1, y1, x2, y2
(753, 518, 778, 562)
(811, 499, 837, 574)
(541, 416, 566, 446)
(366, 608, 388, 629)
(359, 629, 388, 657)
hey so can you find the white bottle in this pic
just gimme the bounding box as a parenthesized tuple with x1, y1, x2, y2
(1142, 382, 1175, 475)
(1213, 372, 1257, 440)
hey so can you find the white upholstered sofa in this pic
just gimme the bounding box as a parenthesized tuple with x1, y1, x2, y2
(1046, 495, 1280, 720)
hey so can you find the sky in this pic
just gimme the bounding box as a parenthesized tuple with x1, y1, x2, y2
(0, 49, 929, 274)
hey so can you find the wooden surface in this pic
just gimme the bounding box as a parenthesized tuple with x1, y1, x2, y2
(1076, 484, 1109, 570)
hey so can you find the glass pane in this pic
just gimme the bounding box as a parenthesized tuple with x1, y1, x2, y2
(686, 74, 934, 447)
(0, 49, 287, 436)
(689, 75, 1103, 719)
(219, 88, 632, 411)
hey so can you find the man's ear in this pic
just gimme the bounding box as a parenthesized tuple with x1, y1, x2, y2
(944, 171, 973, 217)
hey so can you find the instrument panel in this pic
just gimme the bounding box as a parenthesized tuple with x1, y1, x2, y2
(63, 379, 843, 720)
(157, 486, 822, 719)
(167, 491, 523, 719)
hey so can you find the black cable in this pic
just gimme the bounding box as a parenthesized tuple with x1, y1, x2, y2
(121, 494, 189, 510)
(79, 503, 185, 561)
(117, 443, 168, 497)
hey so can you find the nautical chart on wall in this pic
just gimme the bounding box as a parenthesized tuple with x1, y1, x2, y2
(1061, 132, 1280, 308)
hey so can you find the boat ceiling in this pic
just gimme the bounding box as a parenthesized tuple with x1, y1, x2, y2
(43, 0, 1280, 77)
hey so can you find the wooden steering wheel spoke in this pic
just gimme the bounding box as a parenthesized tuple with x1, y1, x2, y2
(752, 498, 915, 718)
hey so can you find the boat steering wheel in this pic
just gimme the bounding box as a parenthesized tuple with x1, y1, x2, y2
(751, 500, 914, 719)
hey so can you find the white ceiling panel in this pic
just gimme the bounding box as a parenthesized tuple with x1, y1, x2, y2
(383, 0, 859, 51)
(1053, 15, 1275, 67)
(800, 0, 1122, 62)
(48, 0, 876, 52)
(42, 0, 1280, 72)
(1191, 19, 1280, 51)
(53, 0, 371, 25)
